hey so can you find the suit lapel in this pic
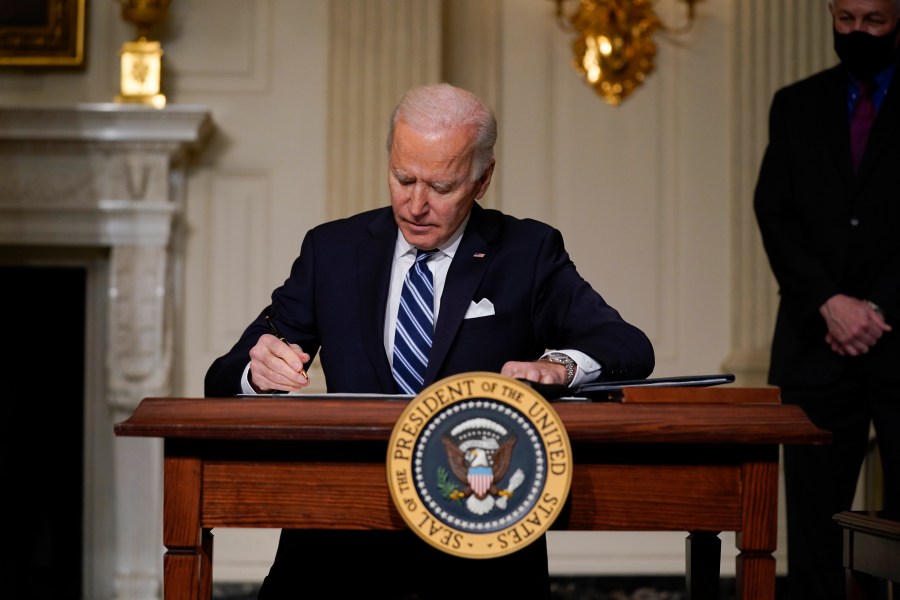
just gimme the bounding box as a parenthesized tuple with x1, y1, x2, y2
(855, 64, 900, 184)
(820, 67, 857, 190)
(359, 208, 399, 392)
(425, 205, 500, 385)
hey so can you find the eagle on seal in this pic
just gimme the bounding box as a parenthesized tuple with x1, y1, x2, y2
(441, 417, 523, 515)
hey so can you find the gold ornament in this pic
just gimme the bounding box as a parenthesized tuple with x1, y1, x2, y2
(115, 0, 171, 108)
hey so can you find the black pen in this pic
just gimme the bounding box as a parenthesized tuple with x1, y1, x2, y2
(265, 313, 308, 380)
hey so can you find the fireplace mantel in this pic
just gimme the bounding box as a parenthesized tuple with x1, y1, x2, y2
(0, 104, 212, 247)
(0, 103, 213, 600)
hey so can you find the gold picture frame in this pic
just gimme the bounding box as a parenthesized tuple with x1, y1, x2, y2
(0, 0, 86, 68)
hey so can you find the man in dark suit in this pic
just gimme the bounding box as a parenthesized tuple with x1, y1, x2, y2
(205, 82, 655, 599)
(754, 1, 900, 598)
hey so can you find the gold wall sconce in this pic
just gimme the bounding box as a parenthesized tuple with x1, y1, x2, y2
(115, 0, 171, 109)
(552, 0, 699, 107)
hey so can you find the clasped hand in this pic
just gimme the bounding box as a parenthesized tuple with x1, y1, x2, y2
(820, 294, 891, 356)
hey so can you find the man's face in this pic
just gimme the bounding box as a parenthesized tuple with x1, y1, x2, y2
(389, 120, 494, 250)
(831, 0, 900, 37)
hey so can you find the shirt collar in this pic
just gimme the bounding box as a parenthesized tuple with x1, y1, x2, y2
(849, 62, 896, 94)
(394, 213, 470, 261)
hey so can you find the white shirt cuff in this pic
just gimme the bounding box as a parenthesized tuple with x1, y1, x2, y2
(240, 362, 257, 395)
(541, 349, 602, 387)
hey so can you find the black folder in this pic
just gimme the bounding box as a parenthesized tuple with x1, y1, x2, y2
(530, 373, 736, 402)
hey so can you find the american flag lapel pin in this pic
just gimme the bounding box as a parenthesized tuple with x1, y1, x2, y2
(473, 252, 486, 258)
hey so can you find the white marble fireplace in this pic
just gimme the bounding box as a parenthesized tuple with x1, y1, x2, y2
(0, 104, 213, 600)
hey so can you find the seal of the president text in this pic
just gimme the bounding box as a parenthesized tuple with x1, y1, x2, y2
(386, 372, 573, 559)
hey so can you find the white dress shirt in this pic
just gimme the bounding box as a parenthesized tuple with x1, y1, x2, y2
(384, 220, 465, 362)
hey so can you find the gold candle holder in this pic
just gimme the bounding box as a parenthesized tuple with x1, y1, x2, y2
(115, 0, 171, 108)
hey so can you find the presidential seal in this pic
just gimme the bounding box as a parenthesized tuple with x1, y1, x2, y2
(386, 372, 573, 559)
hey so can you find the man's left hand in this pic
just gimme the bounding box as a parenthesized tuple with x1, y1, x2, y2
(501, 360, 569, 385)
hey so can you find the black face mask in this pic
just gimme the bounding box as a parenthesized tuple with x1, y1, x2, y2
(833, 25, 900, 80)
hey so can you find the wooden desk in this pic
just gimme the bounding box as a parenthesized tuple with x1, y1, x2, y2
(834, 510, 900, 600)
(114, 386, 828, 600)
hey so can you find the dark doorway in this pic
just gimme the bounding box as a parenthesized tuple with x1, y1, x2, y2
(2, 265, 85, 599)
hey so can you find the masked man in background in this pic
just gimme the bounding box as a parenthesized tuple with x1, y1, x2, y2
(754, 1, 900, 598)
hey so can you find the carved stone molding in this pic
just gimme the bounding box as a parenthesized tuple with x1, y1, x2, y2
(0, 103, 213, 600)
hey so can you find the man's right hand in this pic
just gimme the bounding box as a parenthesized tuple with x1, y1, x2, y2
(820, 294, 891, 356)
(248, 333, 310, 392)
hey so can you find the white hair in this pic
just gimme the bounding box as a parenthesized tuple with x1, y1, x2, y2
(386, 83, 497, 182)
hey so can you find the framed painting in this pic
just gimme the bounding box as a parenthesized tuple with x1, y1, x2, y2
(0, 0, 86, 68)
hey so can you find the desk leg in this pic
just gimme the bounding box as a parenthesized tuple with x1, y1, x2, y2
(160, 529, 212, 600)
(735, 456, 778, 600)
(687, 531, 721, 600)
(164, 452, 205, 600)
(735, 551, 776, 600)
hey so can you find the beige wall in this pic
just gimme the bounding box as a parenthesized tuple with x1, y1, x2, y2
(0, 0, 843, 588)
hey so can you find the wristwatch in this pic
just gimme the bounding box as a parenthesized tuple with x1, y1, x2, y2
(539, 352, 576, 386)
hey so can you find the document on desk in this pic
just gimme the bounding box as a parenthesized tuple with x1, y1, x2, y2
(239, 374, 735, 402)
(236, 392, 415, 400)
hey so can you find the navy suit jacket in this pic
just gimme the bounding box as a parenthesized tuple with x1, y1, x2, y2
(205, 203, 654, 396)
(754, 62, 900, 387)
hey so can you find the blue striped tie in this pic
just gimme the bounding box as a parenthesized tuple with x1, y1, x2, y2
(393, 249, 437, 394)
